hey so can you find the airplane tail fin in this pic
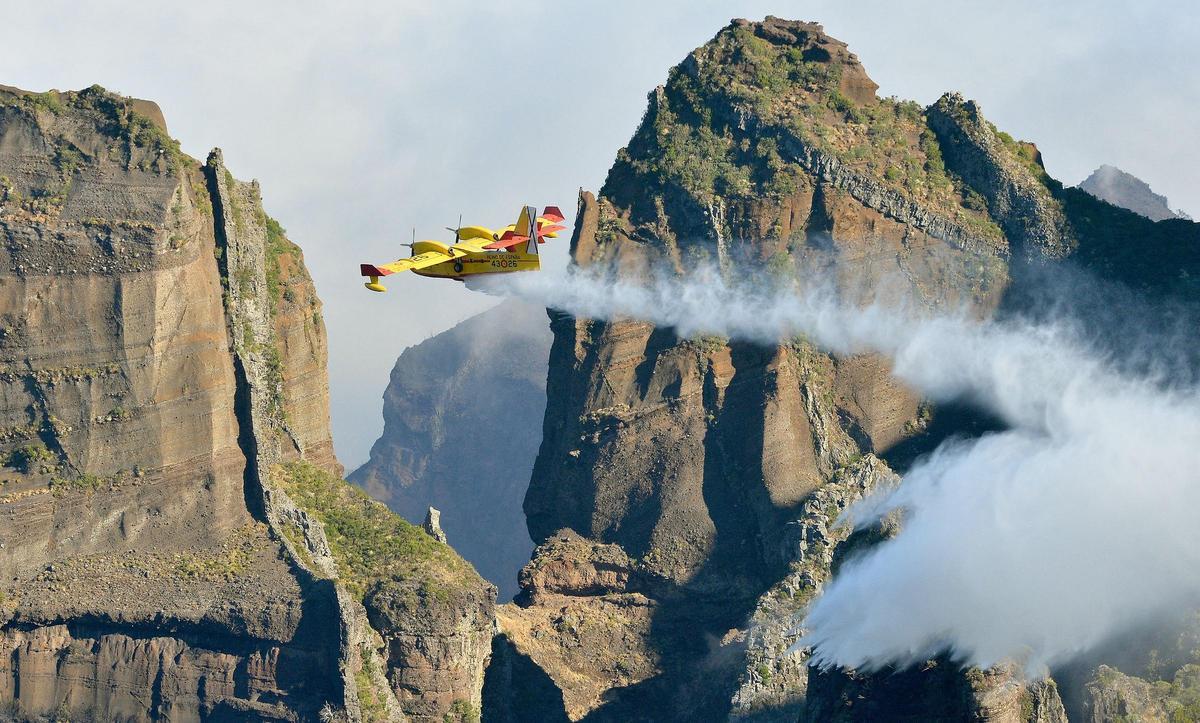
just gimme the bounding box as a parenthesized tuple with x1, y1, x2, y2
(483, 205, 567, 252)
(516, 205, 540, 255)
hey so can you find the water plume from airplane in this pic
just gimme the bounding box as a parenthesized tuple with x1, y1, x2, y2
(481, 265, 1200, 674)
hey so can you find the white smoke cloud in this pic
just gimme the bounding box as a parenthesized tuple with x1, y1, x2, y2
(482, 265, 1200, 674)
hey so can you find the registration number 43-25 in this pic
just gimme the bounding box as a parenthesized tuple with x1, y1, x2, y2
(490, 259, 519, 268)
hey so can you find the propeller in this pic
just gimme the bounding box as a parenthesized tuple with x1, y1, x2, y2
(444, 214, 464, 241)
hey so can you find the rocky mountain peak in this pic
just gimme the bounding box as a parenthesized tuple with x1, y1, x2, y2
(1078, 164, 1190, 221)
(724, 17, 879, 103)
(594, 15, 1084, 284)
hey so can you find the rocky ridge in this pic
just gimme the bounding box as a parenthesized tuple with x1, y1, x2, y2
(729, 456, 898, 720)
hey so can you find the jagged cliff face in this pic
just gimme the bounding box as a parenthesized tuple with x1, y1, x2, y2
(0, 86, 248, 569)
(527, 9, 1001, 612)
(498, 16, 1197, 722)
(1080, 665, 1200, 722)
(0, 85, 493, 722)
(350, 299, 550, 600)
(525, 17, 1055, 595)
(805, 664, 1069, 723)
(0, 86, 332, 720)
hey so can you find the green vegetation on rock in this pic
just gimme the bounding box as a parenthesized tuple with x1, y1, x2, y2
(170, 526, 259, 581)
(1094, 664, 1200, 723)
(44, 85, 185, 173)
(48, 469, 129, 497)
(273, 461, 481, 601)
(0, 84, 190, 227)
(191, 177, 212, 216)
(608, 18, 1004, 247)
(78, 85, 186, 172)
(355, 643, 390, 723)
(1167, 665, 1200, 722)
(443, 700, 481, 723)
(25, 91, 65, 115)
(263, 213, 301, 310)
(3, 443, 57, 474)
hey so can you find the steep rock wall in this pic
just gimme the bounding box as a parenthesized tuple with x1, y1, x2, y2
(272, 461, 496, 723)
(0, 86, 343, 720)
(926, 92, 1074, 258)
(0, 85, 494, 722)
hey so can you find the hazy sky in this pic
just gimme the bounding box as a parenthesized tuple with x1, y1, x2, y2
(5, 0, 1197, 467)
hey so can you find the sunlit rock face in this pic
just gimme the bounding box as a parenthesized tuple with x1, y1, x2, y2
(0, 85, 495, 722)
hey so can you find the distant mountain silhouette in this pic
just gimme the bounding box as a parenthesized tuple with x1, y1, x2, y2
(1079, 164, 1191, 221)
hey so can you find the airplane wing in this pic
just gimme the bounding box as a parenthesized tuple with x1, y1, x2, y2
(534, 206, 566, 240)
(449, 238, 491, 254)
(361, 251, 453, 277)
(362, 239, 491, 277)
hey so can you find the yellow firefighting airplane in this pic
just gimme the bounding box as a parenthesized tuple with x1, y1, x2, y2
(360, 205, 566, 291)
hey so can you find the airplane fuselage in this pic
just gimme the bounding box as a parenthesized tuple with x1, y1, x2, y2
(412, 250, 541, 279)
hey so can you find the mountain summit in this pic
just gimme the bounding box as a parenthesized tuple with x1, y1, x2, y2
(1078, 164, 1191, 221)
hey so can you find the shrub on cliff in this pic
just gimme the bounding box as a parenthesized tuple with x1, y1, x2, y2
(274, 461, 481, 601)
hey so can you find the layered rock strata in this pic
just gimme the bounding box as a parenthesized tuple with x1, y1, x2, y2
(0, 84, 493, 722)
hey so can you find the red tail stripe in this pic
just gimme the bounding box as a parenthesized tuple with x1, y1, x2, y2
(360, 263, 393, 277)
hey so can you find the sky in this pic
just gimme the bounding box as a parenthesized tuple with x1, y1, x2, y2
(4, 0, 1197, 467)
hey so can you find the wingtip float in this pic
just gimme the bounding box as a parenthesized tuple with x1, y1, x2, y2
(360, 205, 565, 292)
